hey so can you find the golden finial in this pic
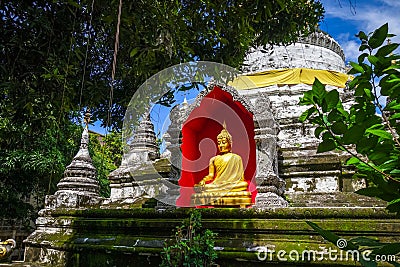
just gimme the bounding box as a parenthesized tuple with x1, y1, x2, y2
(83, 107, 91, 129)
(217, 121, 232, 143)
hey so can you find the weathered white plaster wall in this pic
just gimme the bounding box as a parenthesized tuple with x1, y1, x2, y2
(242, 32, 346, 73)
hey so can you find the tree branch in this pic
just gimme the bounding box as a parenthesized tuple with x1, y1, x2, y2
(371, 75, 400, 148)
(315, 104, 399, 183)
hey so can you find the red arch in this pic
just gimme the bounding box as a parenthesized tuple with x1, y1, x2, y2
(177, 85, 257, 207)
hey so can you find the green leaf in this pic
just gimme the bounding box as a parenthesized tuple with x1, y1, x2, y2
(348, 75, 360, 89)
(299, 90, 314, 105)
(130, 47, 139, 57)
(358, 81, 372, 93)
(343, 125, 365, 145)
(314, 126, 325, 138)
(368, 23, 388, 49)
(355, 85, 364, 96)
(387, 78, 400, 84)
(384, 100, 400, 110)
(306, 221, 341, 244)
(299, 106, 317, 122)
(384, 82, 400, 96)
(356, 31, 368, 41)
(355, 187, 382, 198)
(374, 242, 400, 256)
(355, 136, 378, 155)
(387, 198, 400, 212)
(359, 44, 369, 52)
(382, 64, 400, 72)
(306, 221, 358, 250)
(349, 237, 382, 247)
(363, 88, 373, 100)
(380, 83, 393, 96)
(380, 159, 399, 172)
(365, 129, 392, 140)
(358, 53, 369, 64)
(322, 131, 331, 141)
(346, 156, 360, 165)
(365, 123, 384, 130)
(337, 107, 349, 119)
(327, 109, 342, 122)
(312, 78, 326, 102)
(349, 62, 364, 74)
(317, 138, 336, 153)
(325, 90, 339, 110)
(368, 151, 388, 163)
(376, 43, 400, 57)
(331, 121, 347, 135)
(389, 113, 400, 120)
(367, 55, 379, 66)
(389, 83, 400, 98)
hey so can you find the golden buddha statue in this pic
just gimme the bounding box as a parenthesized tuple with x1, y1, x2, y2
(192, 123, 252, 207)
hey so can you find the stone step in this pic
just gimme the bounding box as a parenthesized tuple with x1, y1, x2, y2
(286, 192, 386, 207)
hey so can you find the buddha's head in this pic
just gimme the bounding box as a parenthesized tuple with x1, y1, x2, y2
(217, 124, 232, 154)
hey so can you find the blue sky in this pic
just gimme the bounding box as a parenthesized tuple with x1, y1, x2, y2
(319, 0, 400, 63)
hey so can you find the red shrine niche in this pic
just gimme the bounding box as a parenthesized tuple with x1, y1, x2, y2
(177, 85, 257, 207)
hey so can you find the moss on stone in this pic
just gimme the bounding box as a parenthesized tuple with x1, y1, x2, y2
(50, 207, 397, 220)
(153, 158, 171, 174)
(26, 207, 400, 267)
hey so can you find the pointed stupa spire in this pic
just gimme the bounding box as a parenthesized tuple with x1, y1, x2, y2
(180, 96, 189, 111)
(108, 111, 160, 187)
(83, 107, 91, 129)
(129, 112, 160, 160)
(56, 109, 100, 196)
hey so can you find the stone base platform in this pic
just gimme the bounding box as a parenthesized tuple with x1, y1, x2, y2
(191, 191, 252, 208)
(23, 207, 400, 266)
(0, 263, 33, 267)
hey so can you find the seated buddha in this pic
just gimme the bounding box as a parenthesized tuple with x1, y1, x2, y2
(192, 124, 251, 207)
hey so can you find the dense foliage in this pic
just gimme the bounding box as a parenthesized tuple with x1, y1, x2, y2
(0, 121, 81, 223)
(89, 130, 122, 197)
(299, 23, 400, 212)
(1, 0, 324, 127)
(0, 0, 324, 221)
(160, 210, 217, 267)
(300, 24, 400, 267)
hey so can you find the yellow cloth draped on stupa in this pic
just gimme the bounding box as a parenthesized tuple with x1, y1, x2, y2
(229, 68, 352, 89)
